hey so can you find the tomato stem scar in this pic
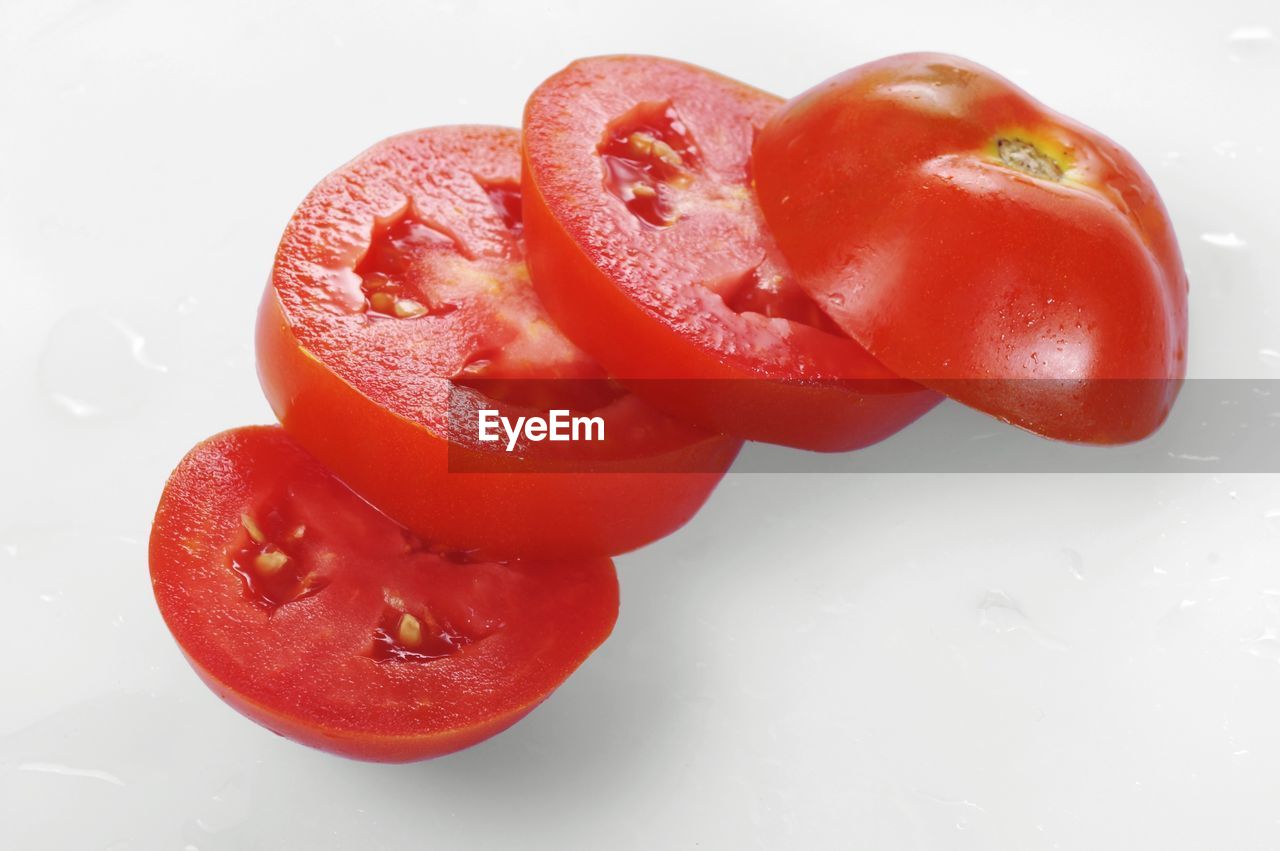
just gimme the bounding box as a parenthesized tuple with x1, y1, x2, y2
(996, 138, 1063, 181)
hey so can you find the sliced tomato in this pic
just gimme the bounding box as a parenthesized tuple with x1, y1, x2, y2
(753, 54, 1188, 443)
(521, 55, 939, 452)
(149, 426, 618, 762)
(259, 126, 740, 559)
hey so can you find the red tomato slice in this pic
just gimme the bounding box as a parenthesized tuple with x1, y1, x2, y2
(521, 55, 939, 452)
(149, 426, 618, 762)
(753, 54, 1188, 444)
(259, 126, 740, 559)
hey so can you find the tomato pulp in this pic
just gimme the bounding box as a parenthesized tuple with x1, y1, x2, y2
(259, 126, 740, 559)
(522, 55, 939, 452)
(753, 53, 1188, 443)
(149, 426, 619, 762)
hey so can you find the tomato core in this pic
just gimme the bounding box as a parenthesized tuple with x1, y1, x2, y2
(593, 100, 845, 333)
(368, 607, 474, 663)
(717, 260, 848, 332)
(356, 214, 460, 320)
(599, 102, 699, 227)
(483, 182, 524, 236)
(231, 500, 328, 610)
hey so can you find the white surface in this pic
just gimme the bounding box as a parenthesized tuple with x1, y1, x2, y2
(2, 0, 1279, 848)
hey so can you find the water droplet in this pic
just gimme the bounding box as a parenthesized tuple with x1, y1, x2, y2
(1212, 140, 1239, 159)
(1259, 348, 1280, 369)
(187, 772, 253, 836)
(1264, 509, 1280, 529)
(1241, 627, 1280, 660)
(39, 307, 169, 419)
(18, 761, 125, 787)
(911, 790, 987, 834)
(977, 590, 1067, 649)
(1200, 232, 1247, 249)
(1227, 26, 1276, 62)
(1063, 547, 1085, 581)
(1228, 26, 1275, 42)
(1168, 452, 1222, 462)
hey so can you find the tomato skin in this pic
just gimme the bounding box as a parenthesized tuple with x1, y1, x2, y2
(149, 426, 619, 762)
(177, 643, 538, 762)
(257, 287, 738, 559)
(753, 54, 1188, 443)
(259, 126, 740, 559)
(521, 56, 940, 452)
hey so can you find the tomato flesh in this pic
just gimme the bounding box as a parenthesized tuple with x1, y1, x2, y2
(752, 54, 1188, 443)
(598, 102, 702, 228)
(259, 126, 740, 558)
(149, 426, 619, 762)
(522, 56, 940, 452)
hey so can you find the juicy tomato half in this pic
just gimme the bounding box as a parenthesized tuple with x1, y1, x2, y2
(521, 55, 939, 452)
(259, 126, 740, 559)
(149, 426, 619, 762)
(753, 53, 1188, 444)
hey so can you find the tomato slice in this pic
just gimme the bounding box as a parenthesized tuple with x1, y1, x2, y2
(149, 426, 618, 762)
(259, 126, 740, 559)
(521, 55, 939, 452)
(753, 54, 1188, 444)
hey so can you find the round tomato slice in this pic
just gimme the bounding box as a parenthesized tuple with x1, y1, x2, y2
(753, 54, 1188, 444)
(149, 426, 618, 762)
(259, 126, 740, 559)
(521, 55, 939, 452)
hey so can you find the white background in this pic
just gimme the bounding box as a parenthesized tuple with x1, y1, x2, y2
(2, 0, 1279, 848)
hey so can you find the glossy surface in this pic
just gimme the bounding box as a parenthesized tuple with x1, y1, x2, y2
(754, 53, 1190, 443)
(4, 1, 1280, 847)
(149, 426, 619, 762)
(260, 126, 740, 558)
(522, 55, 940, 450)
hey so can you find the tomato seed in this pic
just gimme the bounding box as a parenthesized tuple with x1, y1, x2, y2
(240, 512, 265, 544)
(369, 292, 397, 314)
(393, 298, 429, 319)
(254, 547, 289, 575)
(397, 613, 423, 647)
